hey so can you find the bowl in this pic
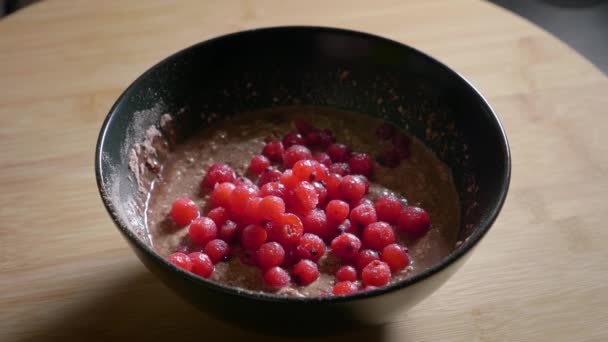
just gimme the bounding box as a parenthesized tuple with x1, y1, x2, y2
(95, 26, 510, 335)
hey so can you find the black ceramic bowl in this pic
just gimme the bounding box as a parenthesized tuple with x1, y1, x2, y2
(96, 26, 510, 335)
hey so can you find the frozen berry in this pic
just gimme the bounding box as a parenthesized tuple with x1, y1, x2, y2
(324, 173, 343, 200)
(295, 119, 316, 134)
(330, 233, 362, 260)
(362, 222, 395, 250)
(296, 233, 326, 262)
(189, 217, 217, 246)
(258, 168, 282, 186)
(241, 224, 267, 250)
(332, 281, 358, 295)
(283, 131, 305, 147)
(268, 213, 304, 248)
(230, 184, 259, 217)
(397, 206, 431, 237)
(207, 207, 230, 227)
(262, 140, 284, 162)
(260, 182, 287, 199)
(219, 220, 239, 243)
(348, 153, 373, 178)
(170, 198, 199, 225)
(304, 130, 327, 148)
(325, 200, 350, 223)
(302, 209, 334, 241)
(312, 182, 327, 205)
(292, 159, 318, 181)
(379, 146, 401, 168)
(167, 252, 192, 271)
(263, 266, 290, 288)
(242, 197, 263, 225)
(381, 243, 410, 272)
(335, 265, 358, 282)
(350, 204, 377, 229)
(259, 196, 286, 221)
(291, 181, 319, 212)
(376, 123, 396, 140)
(202, 163, 235, 189)
(361, 260, 391, 286)
(283, 145, 312, 168)
(339, 175, 367, 203)
(375, 196, 403, 224)
(248, 155, 270, 175)
(355, 249, 380, 270)
(189, 252, 214, 277)
(292, 260, 319, 286)
(210, 182, 236, 208)
(314, 152, 332, 167)
(279, 169, 299, 190)
(256, 242, 285, 270)
(329, 162, 350, 176)
(327, 143, 351, 162)
(354, 198, 374, 208)
(204, 239, 230, 263)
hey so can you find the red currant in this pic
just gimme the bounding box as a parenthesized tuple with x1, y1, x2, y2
(258, 168, 282, 186)
(210, 182, 235, 209)
(170, 198, 199, 225)
(335, 265, 358, 282)
(301, 209, 334, 241)
(292, 159, 318, 181)
(262, 140, 284, 162)
(332, 281, 358, 295)
(202, 163, 235, 189)
(189, 217, 217, 246)
(397, 206, 431, 237)
(325, 200, 350, 223)
(362, 222, 395, 250)
(348, 153, 374, 178)
(339, 175, 367, 203)
(241, 197, 263, 225)
(294, 119, 316, 134)
(312, 182, 327, 206)
(259, 195, 286, 221)
(381, 243, 410, 272)
(292, 259, 319, 286)
(283, 145, 312, 168)
(327, 143, 351, 162)
(291, 181, 319, 212)
(324, 173, 343, 200)
(167, 252, 192, 271)
(218, 220, 239, 243)
(230, 184, 260, 217)
(329, 162, 350, 176)
(241, 224, 267, 250)
(330, 233, 362, 260)
(188, 252, 214, 277)
(279, 169, 299, 190)
(314, 152, 332, 167)
(268, 213, 304, 248)
(283, 131, 305, 147)
(296, 233, 326, 262)
(350, 204, 378, 229)
(248, 155, 270, 175)
(256, 242, 285, 270)
(361, 260, 391, 287)
(204, 239, 230, 263)
(263, 266, 291, 288)
(375, 196, 403, 224)
(207, 207, 230, 227)
(355, 249, 380, 270)
(260, 181, 287, 199)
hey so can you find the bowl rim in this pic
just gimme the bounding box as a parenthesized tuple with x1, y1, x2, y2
(95, 25, 511, 304)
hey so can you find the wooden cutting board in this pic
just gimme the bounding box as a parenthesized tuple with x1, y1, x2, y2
(1, 0, 607, 341)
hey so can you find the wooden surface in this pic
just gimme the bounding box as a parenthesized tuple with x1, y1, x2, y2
(1, 0, 607, 341)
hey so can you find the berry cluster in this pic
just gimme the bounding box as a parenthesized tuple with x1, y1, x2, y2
(166, 120, 431, 296)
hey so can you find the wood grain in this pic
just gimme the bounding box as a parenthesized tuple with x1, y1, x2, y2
(1, 0, 607, 341)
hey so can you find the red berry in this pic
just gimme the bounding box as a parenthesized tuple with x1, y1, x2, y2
(332, 281, 358, 295)
(301, 209, 333, 241)
(188, 252, 213, 277)
(330, 233, 362, 260)
(283, 131, 305, 147)
(362, 222, 395, 250)
(281, 247, 300, 268)
(242, 197, 263, 225)
(339, 175, 367, 203)
(296, 233, 326, 262)
(204, 239, 230, 263)
(241, 224, 267, 250)
(393, 134, 411, 159)
(354, 198, 374, 208)
(291, 181, 319, 212)
(292, 159, 318, 181)
(260, 182, 287, 199)
(167, 252, 192, 271)
(314, 152, 332, 167)
(219, 220, 239, 243)
(376, 123, 395, 140)
(256, 242, 285, 270)
(294, 119, 316, 134)
(283, 145, 312, 168)
(324, 173, 343, 200)
(259, 196, 286, 221)
(258, 168, 282, 186)
(210, 182, 235, 208)
(262, 140, 284, 162)
(248, 155, 270, 175)
(337, 219, 358, 235)
(233, 176, 254, 187)
(189, 217, 217, 246)
(361, 260, 391, 286)
(355, 249, 380, 270)
(268, 213, 304, 248)
(279, 169, 299, 190)
(329, 162, 350, 176)
(397, 206, 431, 237)
(207, 207, 231, 227)
(312, 182, 327, 205)
(263, 266, 290, 288)
(292, 260, 319, 286)
(348, 153, 374, 178)
(375, 196, 403, 224)
(350, 204, 378, 229)
(202, 163, 235, 189)
(170, 198, 199, 225)
(325, 200, 350, 223)
(230, 184, 260, 217)
(335, 265, 357, 282)
(381, 243, 410, 272)
(379, 146, 401, 168)
(327, 143, 351, 162)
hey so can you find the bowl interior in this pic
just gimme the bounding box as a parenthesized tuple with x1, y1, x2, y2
(97, 27, 510, 299)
